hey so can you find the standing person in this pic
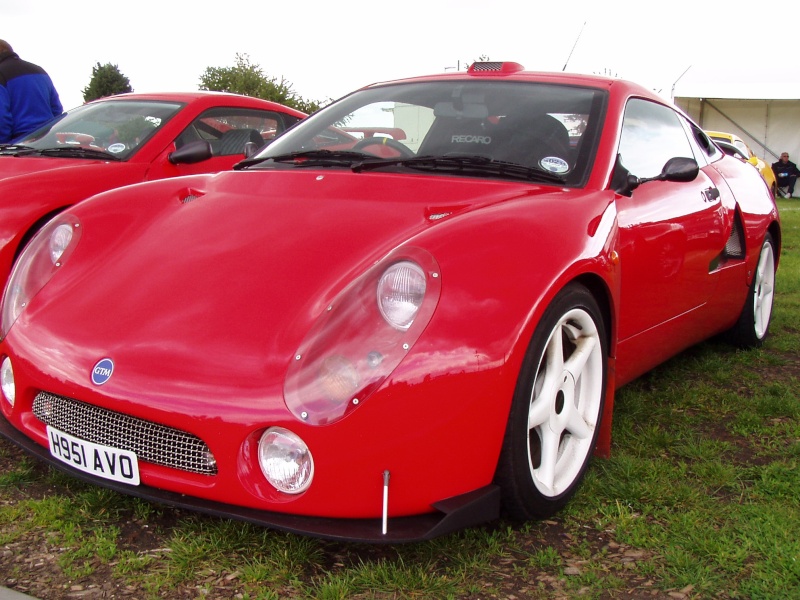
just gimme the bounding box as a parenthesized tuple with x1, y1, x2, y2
(771, 152, 800, 198)
(0, 39, 64, 144)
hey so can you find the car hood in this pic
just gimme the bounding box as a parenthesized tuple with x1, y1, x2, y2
(11, 169, 555, 413)
(0, 154, 108, 179)
(0, 156, 145, 205)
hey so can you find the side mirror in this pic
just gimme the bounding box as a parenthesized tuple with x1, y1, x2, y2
(169, 140, 213, 165)
(648, 156, 700, 183)
(243, 141, 260, 158)
(611, 154, 640, 196)
(612, 156, 699, 196)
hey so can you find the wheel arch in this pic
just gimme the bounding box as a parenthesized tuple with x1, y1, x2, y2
(505, 270, 617, 464)
(768, 220, 782, 269)
(494, 276, 614, 519)
(571, 272, 614, 354)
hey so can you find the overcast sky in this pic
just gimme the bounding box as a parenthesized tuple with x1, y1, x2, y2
(2, 0, 791, 111)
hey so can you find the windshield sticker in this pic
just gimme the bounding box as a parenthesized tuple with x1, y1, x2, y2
(539, 156, 569, 174)
(108, 143, 126, 154)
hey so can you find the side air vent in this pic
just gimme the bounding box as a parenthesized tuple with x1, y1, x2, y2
(724, 213, 746, 259)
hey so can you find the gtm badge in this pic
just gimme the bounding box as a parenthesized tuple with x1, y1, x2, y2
(91, 358, 114, 386)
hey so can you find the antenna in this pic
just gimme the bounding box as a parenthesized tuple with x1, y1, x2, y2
(671, 65, 692, 101)
(563, 21, 587, 72)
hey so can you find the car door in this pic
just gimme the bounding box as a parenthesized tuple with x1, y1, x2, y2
(614, 98, 727, 346)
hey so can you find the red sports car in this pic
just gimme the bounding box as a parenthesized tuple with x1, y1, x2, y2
(0, 63, 780, 543)
(0, 92, 306, 286)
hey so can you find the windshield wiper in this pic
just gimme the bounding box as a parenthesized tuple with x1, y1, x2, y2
(34, 147, 122, 161)
(0, 144, 37, 156)
(239, 149, 568, 184)
(353, 154, 567, 184)
(236, 149, 367, 170)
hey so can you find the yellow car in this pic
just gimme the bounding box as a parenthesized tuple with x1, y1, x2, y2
(706, 130, 777, 196)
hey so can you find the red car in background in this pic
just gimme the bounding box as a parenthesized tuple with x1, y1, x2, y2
(0, 64, 780, 543)
(0, 92, 305, 285)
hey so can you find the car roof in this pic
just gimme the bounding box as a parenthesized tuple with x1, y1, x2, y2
(86, 91, 306, 117)
(360, 63, 657, 99)
(92, 91, 256, 102)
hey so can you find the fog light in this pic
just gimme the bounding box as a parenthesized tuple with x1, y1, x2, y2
(1, 357, 15, 407)
(258, 427, 314, 494)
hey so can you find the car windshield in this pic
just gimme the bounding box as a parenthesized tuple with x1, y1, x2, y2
(251, 80, 606, 186)
(14, 100, 183, 160)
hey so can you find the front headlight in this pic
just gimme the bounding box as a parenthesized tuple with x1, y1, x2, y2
(49, 222, 75, 263)
(284, 248, 441, 425)
(377, 261, 426, 330)
(1, 216, 81, 340)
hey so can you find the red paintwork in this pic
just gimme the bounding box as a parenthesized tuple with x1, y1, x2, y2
(0, 92, 305, 287)
(0, 68, 780, 534)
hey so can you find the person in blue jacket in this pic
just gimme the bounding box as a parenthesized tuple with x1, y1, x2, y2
(0, 39, 64, 143)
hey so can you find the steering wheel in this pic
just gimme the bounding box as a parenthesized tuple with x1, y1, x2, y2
(352, 137, 414, 158)
(56, 132, 97, 146)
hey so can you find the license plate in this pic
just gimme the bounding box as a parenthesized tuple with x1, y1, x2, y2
(46, 425, 140, 485)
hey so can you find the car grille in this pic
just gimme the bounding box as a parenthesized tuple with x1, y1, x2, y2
(32, 391, 217, 475)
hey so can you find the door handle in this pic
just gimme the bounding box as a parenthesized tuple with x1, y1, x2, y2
(703, 187, 720, 203)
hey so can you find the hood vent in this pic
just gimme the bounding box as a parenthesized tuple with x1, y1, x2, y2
(179, 188, 205, 204)
(426, 204, 470, 222)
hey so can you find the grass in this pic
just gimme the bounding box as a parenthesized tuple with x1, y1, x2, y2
(1, 200, 799, 599)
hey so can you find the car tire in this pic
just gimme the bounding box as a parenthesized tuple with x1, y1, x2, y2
(496, 283, 607, 520)
(727, 233, 776, 348)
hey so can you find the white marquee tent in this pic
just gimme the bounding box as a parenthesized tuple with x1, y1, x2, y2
(676, 97, 800, 166)
(674, 74, 800, 167)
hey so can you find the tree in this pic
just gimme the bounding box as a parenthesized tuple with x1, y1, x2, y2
(82, 63, 133, 102)
(199, 54, 324, 113)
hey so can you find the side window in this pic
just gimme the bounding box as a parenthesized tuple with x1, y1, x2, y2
(175, 108, 300, 156)
(618, 99, 694, 178)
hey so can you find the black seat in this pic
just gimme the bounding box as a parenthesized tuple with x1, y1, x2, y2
(417, 116, 498, 158)
(495, 113, 571, 169)
(216, 128, 264, 156)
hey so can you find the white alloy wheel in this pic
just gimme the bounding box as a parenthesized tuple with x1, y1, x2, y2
(526, 306, 604, 497)
(752, 238, 776, 340)
(496, 283, 607, 520)
(728, 232, 777, 348)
